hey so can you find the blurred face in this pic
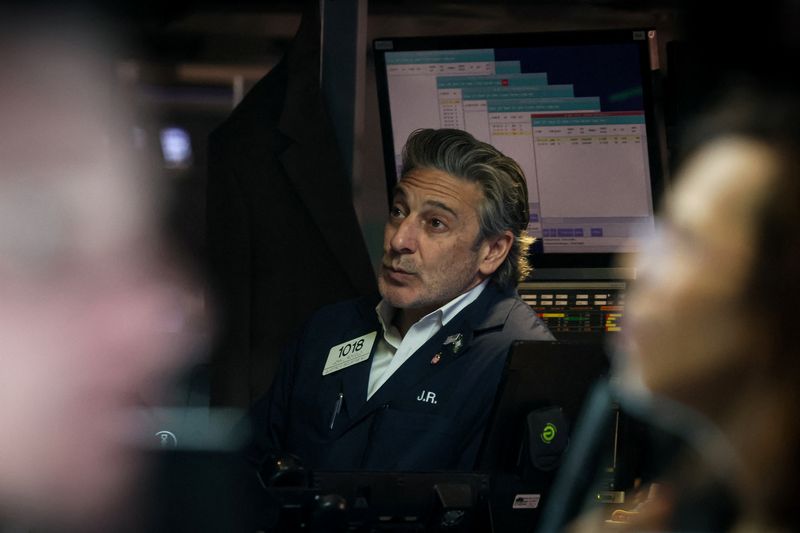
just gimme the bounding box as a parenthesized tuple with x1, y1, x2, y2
(0, 33, 200, 528)
(0, 238, 197, 527)
(621, 138, 777, 410)
(378, 168, 495, 318)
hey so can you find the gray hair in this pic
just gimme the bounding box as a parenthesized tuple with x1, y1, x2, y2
(400, 128, 534, 289)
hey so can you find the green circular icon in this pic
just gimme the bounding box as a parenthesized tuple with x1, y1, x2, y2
(540, 423, 557, 444)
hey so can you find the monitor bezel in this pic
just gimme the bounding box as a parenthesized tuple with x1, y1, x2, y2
(373, 29, 666, 274)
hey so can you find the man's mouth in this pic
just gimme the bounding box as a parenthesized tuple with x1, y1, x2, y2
(382, 263, 416, 281)
(385, 264, 412, 274)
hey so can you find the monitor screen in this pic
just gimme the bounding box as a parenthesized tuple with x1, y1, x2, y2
(373, 29, 664, 272)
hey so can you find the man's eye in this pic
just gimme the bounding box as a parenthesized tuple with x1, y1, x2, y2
(429, 218, 446, 229)
(390, 206, 405, 218)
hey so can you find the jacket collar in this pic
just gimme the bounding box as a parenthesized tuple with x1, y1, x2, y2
(340, 282, 516, 426)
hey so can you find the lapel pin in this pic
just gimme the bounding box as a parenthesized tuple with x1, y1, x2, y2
(431, 353, 442, 365)
(443, 333, 464, 355)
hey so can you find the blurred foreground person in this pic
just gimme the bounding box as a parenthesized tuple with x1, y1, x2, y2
(608, 87, 800, 531)
(0, 16, 200, 532)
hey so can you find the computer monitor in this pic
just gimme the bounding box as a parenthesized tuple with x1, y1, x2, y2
(373, 29, 665, 273)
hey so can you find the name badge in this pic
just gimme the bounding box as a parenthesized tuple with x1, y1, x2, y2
(322, 332, 377, 376)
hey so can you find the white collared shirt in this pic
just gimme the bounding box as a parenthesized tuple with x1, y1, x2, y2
(366, 279, 488, 400)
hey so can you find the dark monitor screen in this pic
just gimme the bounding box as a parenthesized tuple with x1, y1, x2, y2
(373, 29, 664, 271)
(476, 340, 611, 531)
(479, 340, 610, 471)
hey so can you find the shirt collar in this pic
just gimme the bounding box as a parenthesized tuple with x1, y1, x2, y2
(375, 279, 489, 335)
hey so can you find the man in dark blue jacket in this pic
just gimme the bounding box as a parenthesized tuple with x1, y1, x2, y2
(246, 128, 553, 471)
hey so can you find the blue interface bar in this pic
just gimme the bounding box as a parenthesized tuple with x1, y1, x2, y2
(437, 73, 549, 88)
(532, 114, 645, 126)
(460, 85, 574, 99)
(495, 61, 521, 74)
(385, 49, 495, 65)
(488, 97, 601, 113)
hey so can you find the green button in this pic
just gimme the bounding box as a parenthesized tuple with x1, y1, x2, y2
(541, 422, 557, 444)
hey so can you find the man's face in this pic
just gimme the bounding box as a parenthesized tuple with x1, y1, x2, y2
(378, 167, 488, 316)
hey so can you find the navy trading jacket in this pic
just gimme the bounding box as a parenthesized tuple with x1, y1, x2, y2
(245, 281, 554, 471)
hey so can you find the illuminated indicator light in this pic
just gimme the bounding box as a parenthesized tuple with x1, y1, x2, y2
(540, 423, 557, 444)
(607, 327, 622, 332)
(160, 127, 193, 169)
(542, 313, 566, 318)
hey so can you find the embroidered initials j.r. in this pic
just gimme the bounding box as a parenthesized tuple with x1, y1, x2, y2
(416, 390, 437, 404)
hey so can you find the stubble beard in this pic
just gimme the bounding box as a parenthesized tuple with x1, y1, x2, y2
(378, 252, 482, 311)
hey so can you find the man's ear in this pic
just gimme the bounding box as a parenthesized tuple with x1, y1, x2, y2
(478, 230, 514, 276)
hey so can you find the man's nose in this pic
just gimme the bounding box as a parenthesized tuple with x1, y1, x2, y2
(387, 216, 418, 254)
